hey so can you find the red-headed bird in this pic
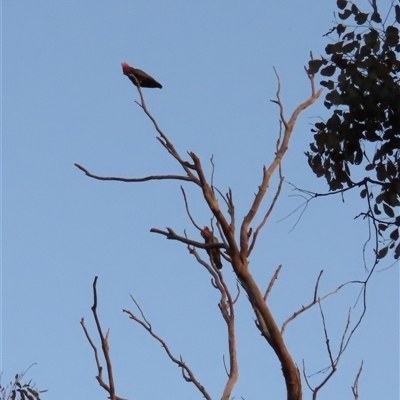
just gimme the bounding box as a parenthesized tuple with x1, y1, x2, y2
(201, 227, 223, 270)
(121, 62, 162, 89)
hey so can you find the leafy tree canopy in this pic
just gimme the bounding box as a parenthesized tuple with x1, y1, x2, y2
(307, 0, 400, 260)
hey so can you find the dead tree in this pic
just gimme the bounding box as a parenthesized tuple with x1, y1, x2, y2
(77, 65, 364, 400)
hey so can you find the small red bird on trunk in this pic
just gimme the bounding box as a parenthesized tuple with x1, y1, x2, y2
(121, 62, 162, 89)
(201, 227, 223, 270)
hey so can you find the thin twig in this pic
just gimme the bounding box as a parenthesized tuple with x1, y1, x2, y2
(302, 359, 313, 393)
(264, 264, 283, 301)
(240, 68, 322, 259)
(309, 303, 336, 400)
(123, 297, 212, 400)
(248, 121, 286, 255)
(210, 155, 216, 191)
(281, 272, 349, 334)
(189, 152, 234, 244)
(248, 173, 285, 257)
(80, 277, 128, 400)
(180, 186, 202, 231)
(270, 67, 289, 129)
(187, 244, 238, 399)
(189, 245, 221, 278)
(76, 74, 201, 185)
(214, 186, 230, 213)
(232, 282, 241, 305)
(308, 306, 353, 400)
(285, 177, 384, 356)
(351, 361, 363, 400)
(133, 83, 199, 183)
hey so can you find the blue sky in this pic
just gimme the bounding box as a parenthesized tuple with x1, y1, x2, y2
(2, 1, 398, 399)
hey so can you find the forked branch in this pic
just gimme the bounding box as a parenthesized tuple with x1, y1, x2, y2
(239, 68, 322, 259)
(188, 247, 239, 399)
(281, 271, 349, 334)
(123, 297, 212, 400)
(303, 305, 353, 400)
(229, 68, 322, 400)
(351, 361, 363, 400)
(81, 277, 127, 400)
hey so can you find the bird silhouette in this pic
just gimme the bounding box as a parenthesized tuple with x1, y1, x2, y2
(121, 62, 162, 89)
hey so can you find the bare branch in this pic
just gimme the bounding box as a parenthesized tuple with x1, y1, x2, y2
(309, 306, 353, 399)
(312, 271, 324, 299)
(222, 354, 229, 376)
(309, 304, 338, 400)
(218, 280, 239, 399)
(188, 245, 221, 278)
(227, 188, 236, 230)
(232, 282, 241, 305)
(133, 84, 199, 183)
(215, 221, 230, 249)
(180, 186, 202, 231)
(240, 69, 322, 259)
(190, 154, 231, 228)
(76, 77, 201, 186)
(187, 245, 238, 399)
(80, 318, 103, 382)
(214, 186, 231, 215)
(75, 163, 192, 183)
(288, 178, 383, 357)
(81, 277, 128, 400)
(210, 155, 216, 190)
(264, 264, 283, 301)
(281, 272, 349, 334)
(351, 361, 363, 400)
(124, 297, 212, 400)
(302, 359, 313, 393)
(248, 121, 285, 257)
(188, 152, 239, 258)
(276, 184, 310, 226)
(319, 302, 335, 367)
(151, 227, 227, 251)
(292, 177, 382, 201)
(247, 173, 284, 257)
(337, 308, 352, 357)
(270, 67, 289, 129)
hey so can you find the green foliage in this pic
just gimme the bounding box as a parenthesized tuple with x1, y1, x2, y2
(0, 370, 46, 400)
(307, 0, 400, 260)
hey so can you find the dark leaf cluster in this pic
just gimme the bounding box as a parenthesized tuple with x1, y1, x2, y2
(307, 0, 400, 259)
(0, 372, 46, 400)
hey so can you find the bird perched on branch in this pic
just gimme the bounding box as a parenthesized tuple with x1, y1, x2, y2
(201, 226, 223, 270)
(121, 62, 162, 89)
